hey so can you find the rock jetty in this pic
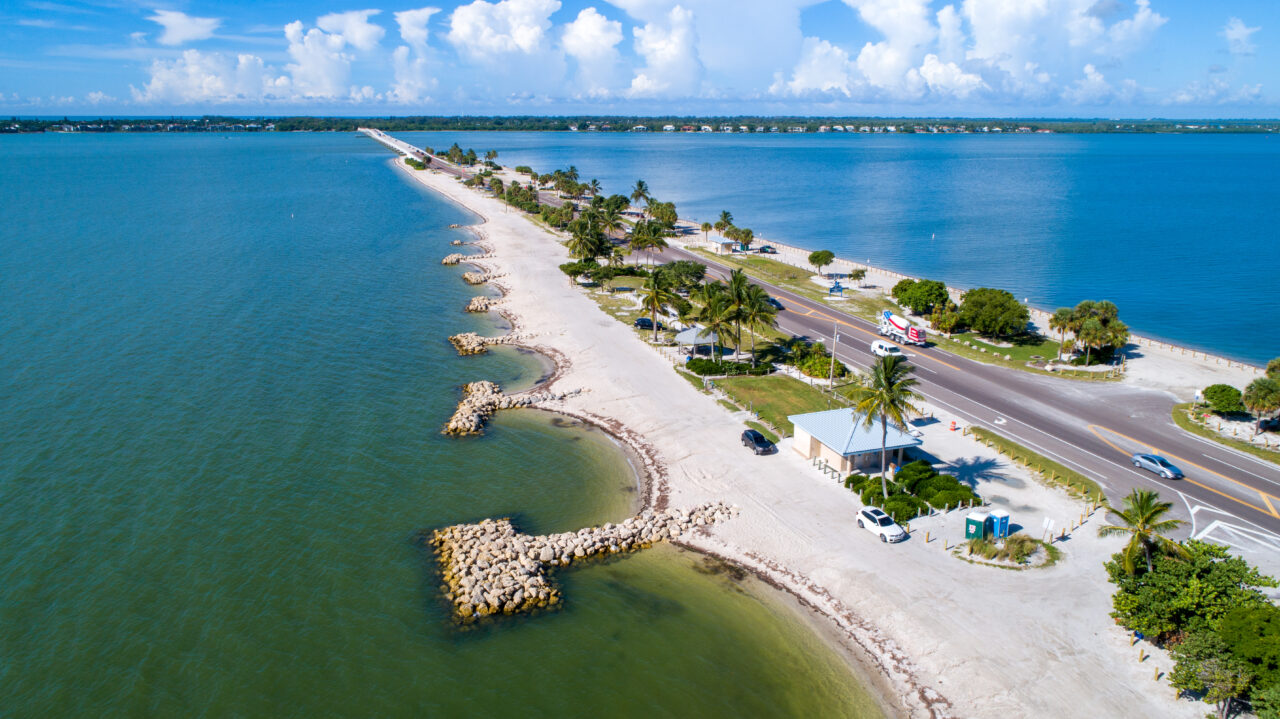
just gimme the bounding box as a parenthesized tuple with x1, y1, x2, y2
(442, 252, 494, 266)
(462, 270, 504, 285)
(443, 381, 580, 435)
(450, 239, 465, 246)
(447, 331, 528, 356)
(465, 295, 501, 313)
(431, 503, 739, 621)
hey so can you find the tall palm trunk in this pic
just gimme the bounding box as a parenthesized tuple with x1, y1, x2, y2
(750, 331, 757, 367)
(652, 307, 659, 343)
(880, 415, 889, 498)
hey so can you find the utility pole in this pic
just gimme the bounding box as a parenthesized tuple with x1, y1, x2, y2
(827, 318, 839, 409)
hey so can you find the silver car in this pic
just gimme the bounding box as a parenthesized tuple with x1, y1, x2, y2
(1131, 454, 1183, 479)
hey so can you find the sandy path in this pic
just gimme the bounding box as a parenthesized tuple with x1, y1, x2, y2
(396, 161, 1196, 719)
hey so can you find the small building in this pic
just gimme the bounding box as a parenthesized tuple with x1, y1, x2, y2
(701, 125, 714, 133)
(788, 408, 922, 473)
(631, 125, 649, 132)
(663, 125, 676, 132)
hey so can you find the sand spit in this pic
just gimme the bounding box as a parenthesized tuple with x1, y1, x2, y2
(376, 150, 1206, 719)
(431, 503, 739, 621)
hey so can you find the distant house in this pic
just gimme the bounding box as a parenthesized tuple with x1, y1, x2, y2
(755, 126, 766, 132)
(788, 126, 806, 133)
(700, 125, 714, 133)
(769, 126, 780, 133)
(788, 408, 922, 473)
(831, 125, 844, 132)
(739, 125, 750, 133)
(662, 125, 676, 132)
(631, 125, 649, 132)
(681, 125, 696, 132)
(817, 126, 830, 133)
(720, 124, 734, 132)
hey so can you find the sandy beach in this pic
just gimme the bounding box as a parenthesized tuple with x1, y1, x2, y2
(382, 154, 1210, 719)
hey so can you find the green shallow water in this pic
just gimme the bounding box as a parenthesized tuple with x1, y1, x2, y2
(0, 133, 882, 717)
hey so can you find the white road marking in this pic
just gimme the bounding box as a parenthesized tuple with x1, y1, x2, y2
(1201, 453, 1280, 487)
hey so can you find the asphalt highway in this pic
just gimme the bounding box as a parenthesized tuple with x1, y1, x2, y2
(656, 244, 1280, 548)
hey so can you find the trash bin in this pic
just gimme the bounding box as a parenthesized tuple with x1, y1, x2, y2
(989, 509, 1010, 539)
(965, 512, 990, 540)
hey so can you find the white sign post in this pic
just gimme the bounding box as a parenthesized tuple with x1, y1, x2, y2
(1041, 516, 1055, 542)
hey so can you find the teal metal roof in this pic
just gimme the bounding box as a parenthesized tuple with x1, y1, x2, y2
(788, 408, 922, 456)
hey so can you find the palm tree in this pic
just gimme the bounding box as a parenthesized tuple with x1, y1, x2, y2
(1078, 317, 1105, 365)
(640, 276, 680, 343)
(587, 178, 601, 197)
(630, 180, 650, 208)
(719, 210, 734, 227)
(739, 285, 779, 366)
(1049, 307, 1074, 358)
(850, 355, 923, 499)
(695, 292, 735, 362)
(598, 207, 624, 239)
(701, 222, 713, 243)
(565, 165, 579, 182)
(1243, 378, 1280, 435)
(1098, 489, 1188, 574)
(727, 269, 751, 355)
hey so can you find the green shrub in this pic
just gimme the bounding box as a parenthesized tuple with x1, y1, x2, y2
(559, 260, 600, 278)
(686, 358, 771, 377)
(883, 495, 928, 522)
(1204, 383, 1246, 414)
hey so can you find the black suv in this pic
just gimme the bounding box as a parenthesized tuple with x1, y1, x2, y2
(634, 317, 666, 330)
(741, 429, 774, 455)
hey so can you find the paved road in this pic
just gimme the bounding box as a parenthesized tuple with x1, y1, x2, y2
(364, 130, 1280, 567)
(655, 243, 1280, 560)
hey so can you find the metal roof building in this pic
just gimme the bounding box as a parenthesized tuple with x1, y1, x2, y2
(788, 408, 922, 473)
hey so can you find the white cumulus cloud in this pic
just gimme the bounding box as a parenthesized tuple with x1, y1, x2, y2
(284, 20, 352, 98)
(396, 7, 441, 49)
(1221, 17, 1260, 57)
(316, 9, 386, 51)
(772, 36, 859, 97)
(562, 7, 625, 96)
(915, 53, 985, 97)
(390, 7, 441, 103)
(130, 49, 286, 103)
(628, 4, 701, 97)
(446, 0, 560, 59)
(147, 10, 221, 46)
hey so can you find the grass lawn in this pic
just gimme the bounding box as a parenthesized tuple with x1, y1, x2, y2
(715, 374, 839, 437)
(933, 332, 1123, 381)
(1172, 403, 1280, 467)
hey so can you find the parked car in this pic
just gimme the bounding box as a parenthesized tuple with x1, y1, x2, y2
(857, 507, 907, 543)
(758, 245, 778, 254)
(741, 429, 774, 455)
(870, 340, 904, 359)
(1131, 454, 1183, 479)
(633, 317, 666, 331)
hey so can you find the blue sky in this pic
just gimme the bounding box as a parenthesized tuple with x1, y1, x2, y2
(2, 0, 1276, 117)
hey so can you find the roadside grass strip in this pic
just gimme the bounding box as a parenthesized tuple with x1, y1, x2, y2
(969, 426, 1105, 502)
(715, 374, 838, 437)
(1172, 403, 1280, 468)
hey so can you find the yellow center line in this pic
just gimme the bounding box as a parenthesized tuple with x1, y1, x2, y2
(1088, 424, 1280, 519)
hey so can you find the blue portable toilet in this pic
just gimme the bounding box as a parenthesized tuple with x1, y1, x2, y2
(989, 509, 1010, 539)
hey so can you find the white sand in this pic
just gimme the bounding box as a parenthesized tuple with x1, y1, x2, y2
(396, 161, 1198, 719)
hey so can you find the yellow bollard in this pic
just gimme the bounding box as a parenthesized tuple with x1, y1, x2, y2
(1129, 632, 1136, 646)
(1154, 666, 1160, 681)
(1139, 649, 1146, 662)
(925, 531, 931, 544)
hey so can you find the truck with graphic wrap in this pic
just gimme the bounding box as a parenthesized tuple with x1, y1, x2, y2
(878, 311, 927, 345)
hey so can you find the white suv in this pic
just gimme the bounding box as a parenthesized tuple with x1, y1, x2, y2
(870, 340, 903, 359)
(857, 507, 907, 543)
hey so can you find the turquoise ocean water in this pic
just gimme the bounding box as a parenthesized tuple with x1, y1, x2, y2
(404, 131, 1280, 364)
(0, 133, 880, 717)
